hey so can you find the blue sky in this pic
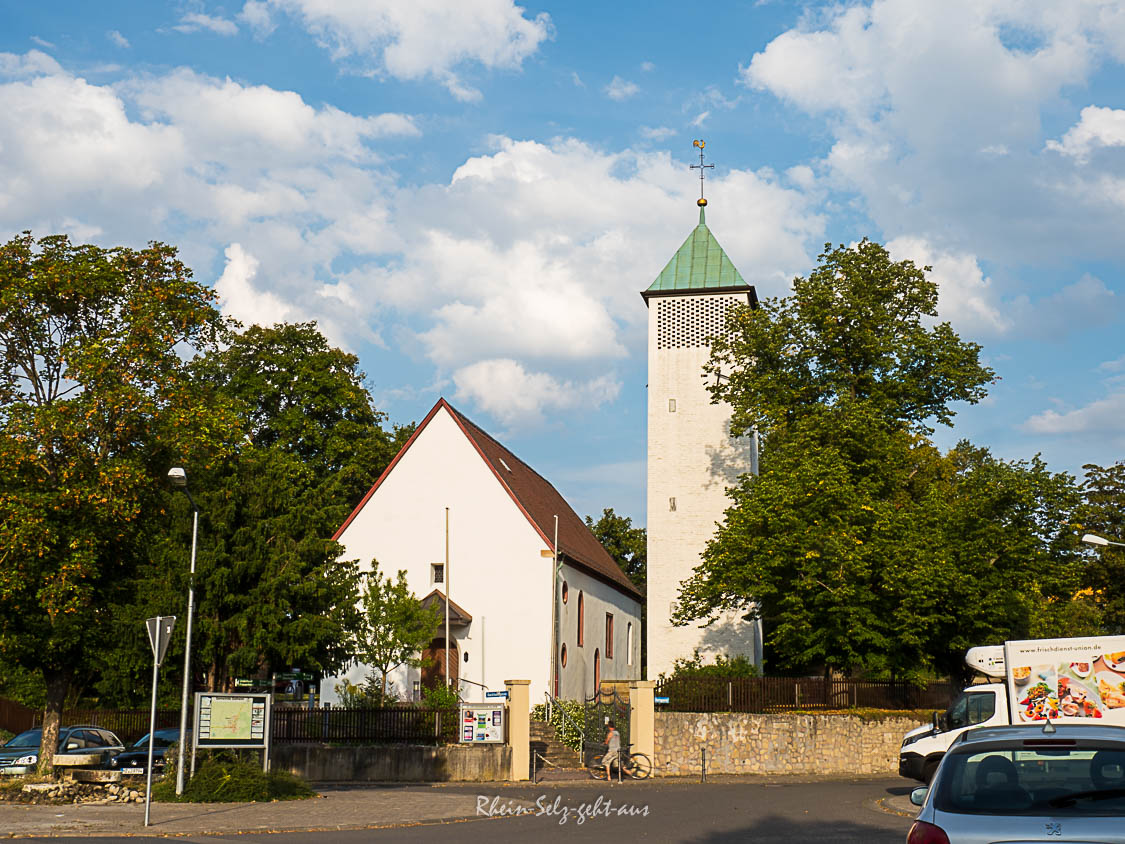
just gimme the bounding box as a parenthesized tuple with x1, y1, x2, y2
(2, 1, 1124, 526)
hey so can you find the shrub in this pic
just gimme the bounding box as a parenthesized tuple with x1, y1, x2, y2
(152, 753, 313, 803)
(420, 683, 459, 709)
(659, 650, 759, 682)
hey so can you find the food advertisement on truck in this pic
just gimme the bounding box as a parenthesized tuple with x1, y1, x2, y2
(1004, 637, 1125, 725)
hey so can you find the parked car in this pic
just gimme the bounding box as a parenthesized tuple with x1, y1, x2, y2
(907, 723, 1125, 843)
(108, 727, 190, 777)
(0, 726, 126, 775)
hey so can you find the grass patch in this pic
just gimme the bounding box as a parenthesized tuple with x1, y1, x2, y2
(152, 755, 313, 803)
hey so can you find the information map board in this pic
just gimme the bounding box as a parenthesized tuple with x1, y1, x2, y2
(194, 692, 272, 747)
(459, 703, 505, 743)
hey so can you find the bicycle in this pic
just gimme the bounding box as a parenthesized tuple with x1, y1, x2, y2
(588, 744, 652, 780)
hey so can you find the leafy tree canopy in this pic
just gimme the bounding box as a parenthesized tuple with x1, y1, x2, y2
(0, 232, 240, 769)
(1075, 461, 1125, 634)
(705, 239, 995, 440)
(357, 560, 442, 701)
(677, 240, 1086, 679)
(99, 322, 410, 702)
(585, 508, 646, 589)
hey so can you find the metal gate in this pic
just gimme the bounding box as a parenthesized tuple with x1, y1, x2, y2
(582, 686, 630, 767)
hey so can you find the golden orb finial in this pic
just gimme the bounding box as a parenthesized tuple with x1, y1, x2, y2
(697, 198, 708, 206)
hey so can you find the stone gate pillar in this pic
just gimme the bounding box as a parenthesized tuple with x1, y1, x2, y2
(629, 680, 655, 766)
(505, 679, 530, 781)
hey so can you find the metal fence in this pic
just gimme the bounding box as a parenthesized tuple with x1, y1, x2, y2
(653, 677, 956, 713)
(271, 706, 460, 745)
(1, 700, 461, 746)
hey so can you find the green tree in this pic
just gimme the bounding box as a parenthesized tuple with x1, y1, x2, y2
(358, 561, 442, 701)
(101, 323, 410, 700)
(1076, 461, 1125, 633)
(703, 239, 994, 442)
(0, 232, 239, 772)
(672, 240, 1088, 678)
(585, 508, 646, 589)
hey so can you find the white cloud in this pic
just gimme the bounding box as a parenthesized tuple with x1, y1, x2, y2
(107, 30, 130, 48)
(174, 12, 239, 36)
(640, 126, 674, 141)
(571, 71, 584, 88)
(690, 111, 709, 127)
(1047, 105, 1125, 162)
(605, 76, 639, 101)
(640, 61, 655, 72)
(886, 236, 1012, 336)
(1099, 355, 1125, 373)
(453, 359, 620, 428)
(739, 0, 1125, 265)
(215, 243, 295, 325)
(238, 1, 276, 39)
(0, 56, 825, 428)
(30, 36, 55, 49)
(268, 0, 552, 100)
(0, 50, 62, 78)
(1024, 391, 1125, 435)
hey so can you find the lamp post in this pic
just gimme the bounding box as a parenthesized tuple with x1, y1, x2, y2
(167, 467, 198, 797)
(1082, 533, 1125, 548)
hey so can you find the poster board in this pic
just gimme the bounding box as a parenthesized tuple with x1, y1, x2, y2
(192, 692, 272, 775)
(459, 703, 505, 743)
(1005, 637, 1125, 725)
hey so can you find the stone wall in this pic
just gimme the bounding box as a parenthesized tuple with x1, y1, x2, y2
(273, 743, 511, 782)
(655, 712, 926, 776)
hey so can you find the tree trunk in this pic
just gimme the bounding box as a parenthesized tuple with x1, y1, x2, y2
(37, 668, 71, 777)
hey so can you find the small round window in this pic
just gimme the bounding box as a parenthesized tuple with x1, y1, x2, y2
(561, 581, 569, 603)
(561, 644, 568, 667)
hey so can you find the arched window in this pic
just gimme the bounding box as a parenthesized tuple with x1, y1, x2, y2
(561, 581, 568, 603)
(627, 622, 634, 666)
(577, 592, 584, 646)
(593, 648, 601, 696)
(561, 644, 568, 667)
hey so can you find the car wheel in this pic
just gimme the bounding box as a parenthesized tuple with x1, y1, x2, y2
(921, 758, 940, 784)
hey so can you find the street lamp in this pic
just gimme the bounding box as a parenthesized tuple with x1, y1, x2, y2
(167, 467, 198, 796)
(1082, 533, 1125, 548)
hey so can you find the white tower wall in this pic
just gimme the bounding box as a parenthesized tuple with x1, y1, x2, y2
(646, 291, 763, 679)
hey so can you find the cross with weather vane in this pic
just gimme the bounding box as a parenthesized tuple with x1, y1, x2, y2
(690, 139, 713, 207)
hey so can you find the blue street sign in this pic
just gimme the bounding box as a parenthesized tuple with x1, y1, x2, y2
(485, 690, 509, 699)
(655, 696, 670, 704)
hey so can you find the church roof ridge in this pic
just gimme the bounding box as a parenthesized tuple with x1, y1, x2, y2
(643, 206, 751, 298)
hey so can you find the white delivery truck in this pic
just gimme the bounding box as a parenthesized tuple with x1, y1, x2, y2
(899, 635, 1125, 782)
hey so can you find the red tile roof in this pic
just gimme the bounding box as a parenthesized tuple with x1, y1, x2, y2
(334, 398, 642, 602)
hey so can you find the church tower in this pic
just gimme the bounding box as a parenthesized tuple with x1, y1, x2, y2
(643, 142, 763, 678)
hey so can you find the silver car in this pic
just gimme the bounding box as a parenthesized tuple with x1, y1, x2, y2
(908, 723, 1125, 843)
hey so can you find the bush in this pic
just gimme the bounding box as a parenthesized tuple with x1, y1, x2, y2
(334, 676, 400, 708)
(659, 650, 759, 682)
(420, 683, 459, 709)
(152, 753, 313, 803)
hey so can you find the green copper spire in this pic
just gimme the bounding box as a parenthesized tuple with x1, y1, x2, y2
(644, 206, 747, 295)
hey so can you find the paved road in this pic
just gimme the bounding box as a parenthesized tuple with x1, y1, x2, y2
(8, 777, 917, 843)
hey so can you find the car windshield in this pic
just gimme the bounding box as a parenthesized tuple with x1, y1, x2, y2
(4, 730, 42, 748)
(131, 731, 178, 749)
(936, 745, 1125, 816)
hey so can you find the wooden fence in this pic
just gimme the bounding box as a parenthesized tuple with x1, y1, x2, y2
(0, 697, 38, 736)
(653, 676, 956, 713)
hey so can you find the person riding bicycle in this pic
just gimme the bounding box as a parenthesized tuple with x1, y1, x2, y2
(602, 720, 621, 780)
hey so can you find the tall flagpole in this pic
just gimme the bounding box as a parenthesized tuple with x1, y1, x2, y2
(445, 507, 450, 691)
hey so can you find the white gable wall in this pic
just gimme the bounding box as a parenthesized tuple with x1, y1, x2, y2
(556, 562, 642, 701)
(321, 406, 555, 704)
